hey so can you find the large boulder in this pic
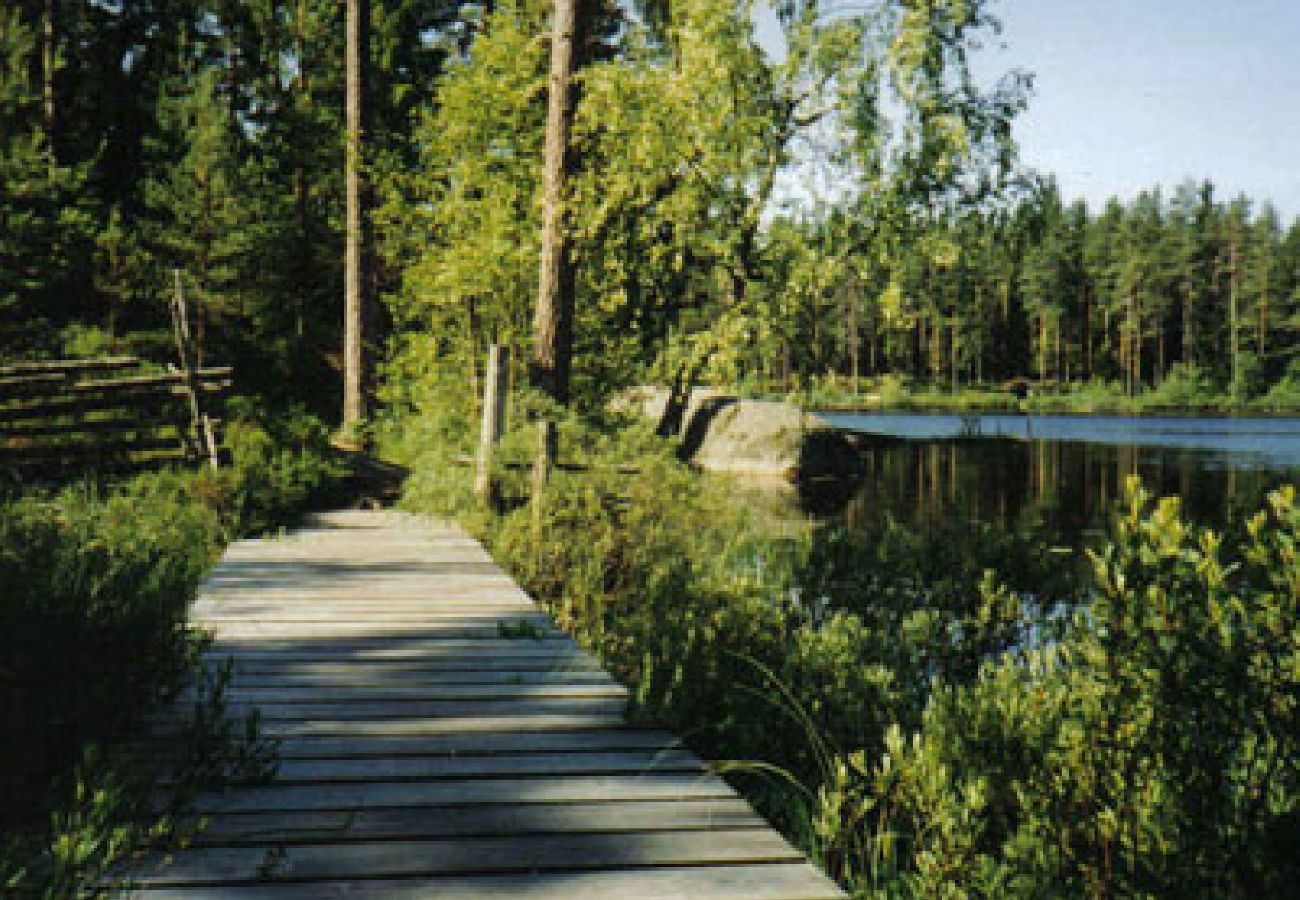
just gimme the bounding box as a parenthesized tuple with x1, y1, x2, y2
(618, 387, 861, 480)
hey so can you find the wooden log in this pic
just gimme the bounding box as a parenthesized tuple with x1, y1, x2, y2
(0, 367, 229, 401)
(474, 344, 509, 504)
(0, 372, 69, 394)
(0, 356, 139, 378)
(0, 416, 195, 439)
(0, 382, 228, 424)
(0, 435, 187, 463)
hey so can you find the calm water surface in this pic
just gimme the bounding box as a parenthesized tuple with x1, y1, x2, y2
(817, 412, 1300, 538)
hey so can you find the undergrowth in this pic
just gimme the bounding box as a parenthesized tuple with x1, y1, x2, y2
(0, 403, 343, 894)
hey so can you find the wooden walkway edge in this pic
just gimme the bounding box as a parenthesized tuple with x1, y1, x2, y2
(122, 510, 844, 899)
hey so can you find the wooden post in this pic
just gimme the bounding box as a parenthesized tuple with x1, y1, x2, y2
(474, 344, 509, 504)
(531, 420, 557, 528)
(171, 270, 220, 470)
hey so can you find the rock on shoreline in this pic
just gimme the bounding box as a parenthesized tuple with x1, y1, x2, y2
(617, 387, 862, 481)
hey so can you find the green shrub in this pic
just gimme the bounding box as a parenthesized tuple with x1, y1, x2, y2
(819, 480, 1300, 897)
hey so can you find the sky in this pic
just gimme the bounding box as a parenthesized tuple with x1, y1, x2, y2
(977, 0, 1300, 219)
(755, 0, 1300, 220)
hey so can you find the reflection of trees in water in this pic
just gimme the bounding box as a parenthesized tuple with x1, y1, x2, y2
(837, 435, 1289, 542)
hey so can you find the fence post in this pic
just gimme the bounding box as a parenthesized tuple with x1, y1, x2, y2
(170, 269, 220, 470)
(474, 344, 509, 505)
(531, 419, 557, 528)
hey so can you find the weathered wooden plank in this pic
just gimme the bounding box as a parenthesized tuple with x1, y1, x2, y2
(180, 772, 737, 814)
(183, 682, 626, 703)
(194, 620, 562, 640)
(159, 697, 629, 723)
(120, 861, 846, 899)
(211, 658, 604, 678)
(205, 669, 615, 690)
(180, 686, 626, 712)
(240, 729, 681, 761)
(199, 637, 580, 659)
(0, 355, 140, 378)
(160, 748, 703, 786)
(183, 797, 763, 847)
(161, 712, 632, 740)
(127, 828, 799, 886)
(192, 612, 549, 628)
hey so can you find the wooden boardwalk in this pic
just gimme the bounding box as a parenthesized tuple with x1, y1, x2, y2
(124, 510, 844, 898)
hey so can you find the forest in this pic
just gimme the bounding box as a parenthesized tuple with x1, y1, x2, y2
(6, 1, 1298, 410)
(2, 0, 1298, 896)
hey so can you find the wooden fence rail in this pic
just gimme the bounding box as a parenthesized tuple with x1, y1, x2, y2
(0, 357, 231, 478)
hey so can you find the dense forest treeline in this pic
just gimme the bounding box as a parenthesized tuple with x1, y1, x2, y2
(5, 1, 1294, 408)
(1, 0, 467, 412)
(766, 180, 1300, 400)
(5, 2, 1299, 415)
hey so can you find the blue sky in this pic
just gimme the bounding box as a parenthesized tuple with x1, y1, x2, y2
(756, 0, 1300, 219)
(977, 0, 1300, 219)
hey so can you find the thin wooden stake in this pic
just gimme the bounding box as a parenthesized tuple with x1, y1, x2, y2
(474, 344, 509, 505)
(532, 419, 557, 529)
(171, 270, 220, 470)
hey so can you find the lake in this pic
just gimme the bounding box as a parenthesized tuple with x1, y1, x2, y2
(816, 412, 1300, 539)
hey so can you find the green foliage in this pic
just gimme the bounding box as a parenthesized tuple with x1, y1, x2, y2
(818, 479, 1299, 897)
(379, 0, 1027, 406)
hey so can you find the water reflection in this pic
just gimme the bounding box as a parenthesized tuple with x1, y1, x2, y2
(834, 434, 1297, 542)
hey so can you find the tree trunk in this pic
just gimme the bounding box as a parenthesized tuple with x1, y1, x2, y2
(1038, 310, 1047, 386)
(294, 0, 311, 340)
(848, 282, 860, 387)
(1130, 291, 1140, 394)
(1230, 235, 1241, 396)
(1258, 263, 1268, 361)
(533, 0, 582, 403)
(343, 0, 370, 438)
(41, 0, 57, 158)
(1083, 281, 1093, 380)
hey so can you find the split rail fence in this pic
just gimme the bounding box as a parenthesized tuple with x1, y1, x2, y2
(0, 356, 231, 479)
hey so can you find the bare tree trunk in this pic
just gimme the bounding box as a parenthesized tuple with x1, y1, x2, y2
(848, 284, 860, 388)
(1039, 310, 1047, 386)
(533, 0, 582, 403)
(1130, 291, 1140, 394)
(293, 0, 311, 339)
(41, 0, 57, 158)
(343, 0, 370, 439)
(1230, 237, 1241, 396)
(1083, 282, 1093, 379)
(1259, 263, 1268, 361)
